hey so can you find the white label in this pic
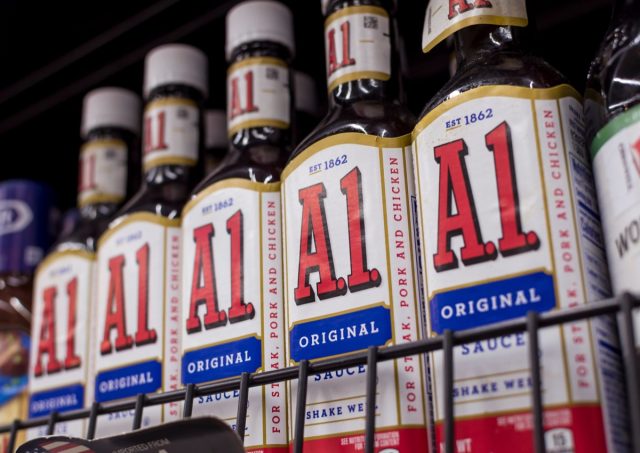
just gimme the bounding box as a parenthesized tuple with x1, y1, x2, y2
(77, 139, 127, 208)
(28, 251, 94, 439)
(227, 58, 291, 136)
(412, 85, 624, 450)
(422, 0, 528, 53)
(93, 214, 181, 437)
(281, 134, 427, 450)
(593, 104, 640, 330)
(181, 180, 287, 450)
(143, 98, 199, 170)
(325, 6, 391, 92)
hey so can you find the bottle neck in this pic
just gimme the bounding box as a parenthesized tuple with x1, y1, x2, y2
(454, 25, 523, 69)
(227, 42, 293, 154)
(143, 84, 204, 186)
(325, 0, 400, 107)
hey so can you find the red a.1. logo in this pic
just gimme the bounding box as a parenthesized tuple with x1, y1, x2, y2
(100, 243, 157, 355)
(229, 70, 259, 120)
(294, 167, 381, 305)
(187, 209, 255, 334)
(327, 20, 356, 76)
(448, 0, 493, 20)
(34, 277, 81, 376)
(144, 110, 169, 155)
(432, 121, 540, 273)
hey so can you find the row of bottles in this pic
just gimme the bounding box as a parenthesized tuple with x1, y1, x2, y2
(12, 0, 640, 452)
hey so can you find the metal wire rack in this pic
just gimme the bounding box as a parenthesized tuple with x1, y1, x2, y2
(4, 294, 640, 453)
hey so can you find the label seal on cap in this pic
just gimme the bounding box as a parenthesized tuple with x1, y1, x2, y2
(143, 97, 200, 170)
(227, 57, 291, 137)
(78, 139, 128, 207)
(422, 0, 528, 53)
(325, 6, 391, 92)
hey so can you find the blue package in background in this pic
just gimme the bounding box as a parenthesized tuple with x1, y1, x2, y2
(0, 180, 56, 275)
(0, 180, 56, 410)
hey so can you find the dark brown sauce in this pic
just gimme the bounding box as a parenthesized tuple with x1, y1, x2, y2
(289, 0, 414, 161)
(193, 42, 293, 192)
(114, 85, 204, 221)
(419, 25, 566, 122)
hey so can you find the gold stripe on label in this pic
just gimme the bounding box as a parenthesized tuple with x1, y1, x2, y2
(227, 119, 290, 137)
(97, 212, 181, 249)
(95, 356, 162, 375)
(325, 5, 388, 27)
(145, 97, 197, 112)
(227, 56, 287, 74)
(80, 138, 126, 155)
(327, 71, 391, 93)
(287, 301, 388, 329)
(143, 156, 197, 172)
(281, 132, 411, 181)
(412, 84, 582, 137)
(36, 249, 95, 274)
(182, 334, 262, 354)
(426, 267, 551, 301)
(78, 193, 125, 208)
(423, 15, 529, 53)
(182, 178, 280, 217)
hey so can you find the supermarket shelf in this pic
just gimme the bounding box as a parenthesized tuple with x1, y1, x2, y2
(5, 295, 640, 453)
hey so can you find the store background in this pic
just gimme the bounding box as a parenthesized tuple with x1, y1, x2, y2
(0, 0, 610, 208)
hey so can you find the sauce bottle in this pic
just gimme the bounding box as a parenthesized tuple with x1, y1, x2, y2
(0, 180, 54, 452)
(282, 0, 427, 450)
(413, 0, 628, 451)
(92, 44, 207, 437)
(180, 2, 291, 450)
(27, 87, 140, 440)
(203, 110, 228, 175)
(587, 0, 640, 340)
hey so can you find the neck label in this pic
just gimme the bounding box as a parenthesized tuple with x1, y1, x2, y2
(143, 97, 199, 171)
(325, 6, 391, 92)
(422, 0, 528, 53)
(227, 57, 291, 137)
(78, 139, 128, 208)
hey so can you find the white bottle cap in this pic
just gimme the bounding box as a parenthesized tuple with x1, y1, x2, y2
(294, 71, 320, 117)
(81, 87, 141, 137)
(205, 110, 228, 149)
(321, 0, 331, 15)
(144, 44, 209, 98)
(226, 1, 295, 60)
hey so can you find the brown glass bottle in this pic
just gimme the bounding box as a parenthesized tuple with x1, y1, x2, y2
(282, 0, 427, 450)
(413, 2, 626, 451)
(179, 3, 292, 449)
(92, 44, 207, 438)
(27, 88, 140, 439)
